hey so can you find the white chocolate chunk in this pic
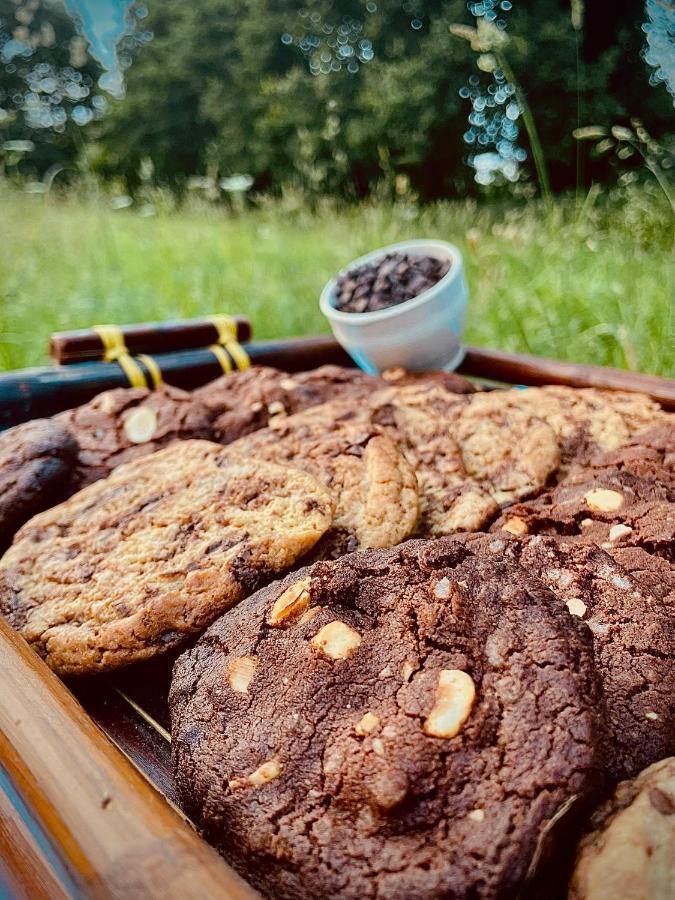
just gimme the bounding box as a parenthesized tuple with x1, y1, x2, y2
(356, 712, 380, 736)
(566, 597, 588, 618)
(423, 669, 476, 739)
(227, 655, 257, 693)
(434, 577, 451, 599)
(123, 406, 158, 444)
(608, 523, 633, 542)
(268, 578, 311, 626)
(310, 620, 361, 660)
(583, 488, 623, 512)
(229, 758, 282, 790)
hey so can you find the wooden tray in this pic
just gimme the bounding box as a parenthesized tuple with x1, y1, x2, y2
(1, 336, 674, 898)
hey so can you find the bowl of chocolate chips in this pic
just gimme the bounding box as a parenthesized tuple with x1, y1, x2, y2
(320, 239, 468, 373)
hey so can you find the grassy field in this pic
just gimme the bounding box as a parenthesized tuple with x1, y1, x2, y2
(0, 186, 672, 376)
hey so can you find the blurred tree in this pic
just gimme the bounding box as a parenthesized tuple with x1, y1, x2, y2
(15, 0, 672, 197)
(0, 0, 104, 178)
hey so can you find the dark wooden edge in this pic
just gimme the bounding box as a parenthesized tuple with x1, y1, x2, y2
(0, 618, 258, 899)
(2, 335, 674, 429)
(458, 346, 675, 409)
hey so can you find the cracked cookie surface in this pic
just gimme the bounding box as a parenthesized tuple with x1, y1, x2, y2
(56, 383, 212, 490)
(473, 386, 666, 476)
(460, 533, 675, 780)
(0, 418, 78, 552)
(195, 365, 382, 444)
(492, 466, 674, 561)
(0, 440, 333, 675)
(226, 413, 419, 557)
(170, 538, 603, 900)
(569, 757, 675, 900)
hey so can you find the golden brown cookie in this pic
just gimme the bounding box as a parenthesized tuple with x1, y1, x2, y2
(0, 440, 333, 675)
(477, 386, 665, 476)
(227, 412, 419, 557)
(453, 391, 560, 505)
(569, 757, 675, 900)
(365, 382, 500, 534)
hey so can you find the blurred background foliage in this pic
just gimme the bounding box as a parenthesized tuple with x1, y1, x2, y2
(0, 1, 672, 377)
(1, 0, 672, 198)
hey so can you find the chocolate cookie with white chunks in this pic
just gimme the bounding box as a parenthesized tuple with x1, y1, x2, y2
(0, 440, 333, 675)
(569, 757, 675, 900)
(56, 382, 212, 490)
(226, 411, 419, 557)
(194, 365, 382, 444)
(0, 418, 78, 552)
(462, 532, 674, 780)
(170, 538, 604, 900)
(493, 466, 675, 562)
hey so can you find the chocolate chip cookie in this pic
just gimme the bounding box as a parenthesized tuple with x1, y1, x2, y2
(0, 440, 333, 675)
(195, 365, 381, 444)
(569, 757, 675, 900)
(171, 538, 604, 900)
(226, 413, 419, 557)
(462, 533, 674, 780)
(475, 386, 665, 476)
(57, 383, 212, 490)
(249, 384, 498, 538)
(380, 366, 476, 395)
(367, 379, 559, 528)
(493, 467, 674, 561)
(0, 418, 78, 552)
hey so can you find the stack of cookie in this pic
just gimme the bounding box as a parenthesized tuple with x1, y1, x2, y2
(0, 363, 673, 899)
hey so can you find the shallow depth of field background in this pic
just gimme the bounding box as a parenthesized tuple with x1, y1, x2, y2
(0, 0, 673, 375)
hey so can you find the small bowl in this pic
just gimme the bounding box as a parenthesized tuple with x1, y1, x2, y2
(320, 239, 469, 374)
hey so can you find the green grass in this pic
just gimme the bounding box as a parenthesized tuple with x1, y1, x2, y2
(0, 186, 673, 376)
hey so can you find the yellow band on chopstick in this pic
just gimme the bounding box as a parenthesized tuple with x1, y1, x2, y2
(94, 324, 148, 389)
(137, 353, 163, 388)
(207, 315, 237, 344)
(209, 343, 232, 374)
(224, 340, 250, 371)
(206, 315, 250, 371)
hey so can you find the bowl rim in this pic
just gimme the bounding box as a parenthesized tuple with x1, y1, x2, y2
(319, 238, 464, 325)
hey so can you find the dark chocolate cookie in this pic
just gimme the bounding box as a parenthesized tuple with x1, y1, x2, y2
(569, 757, 675, 900)
(461, 533, 675, 780)
(580, 421, 675, 488)
(493, 467, 674, 561)
(0, 418, 78, 552)
(194, 365, 381, 444)
(171, 538, 604, 900)
(56, 383, 212, 490)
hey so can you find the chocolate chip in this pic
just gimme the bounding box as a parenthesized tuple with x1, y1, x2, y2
(649, 787, 675, 815)
(334, 251, 451, 314)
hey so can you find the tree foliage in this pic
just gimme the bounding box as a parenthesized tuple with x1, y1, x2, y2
(2, 0, 672, 196)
